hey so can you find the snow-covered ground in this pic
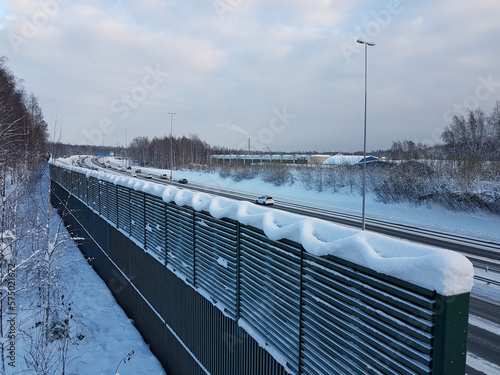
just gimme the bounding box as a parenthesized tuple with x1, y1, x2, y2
(14, 238, 166, 375)
(8, 167, 166, 375)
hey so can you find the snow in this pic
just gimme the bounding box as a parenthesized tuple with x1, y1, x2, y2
(472, 279, 500, 303)
(9, 166, 166, 374)
(469, 314, 500, 333)
(217, 257, 228, 268)
(322, 153, 363, 165)
(238, 319, 293, 373)
(467, 353, 500, 375)
(53, 158, 475, 296)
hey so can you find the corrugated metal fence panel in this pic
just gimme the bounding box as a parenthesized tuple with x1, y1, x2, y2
(117, 186, 131, 234)
(130, 190, 145, 245)
(145, 194, 166, 263)
(194, 211, 239, 320)
(166, 203, 194, 285)
(75, 172, 86, 201)
(99, 180, 109, 219)
(239, 226, 302, 374)
(301, 253, 435, 375)
(107, 183, 118, 226)
(56, 166, 65, 187)
(69, 172, 77, 196)
(87, 177, 99, 213)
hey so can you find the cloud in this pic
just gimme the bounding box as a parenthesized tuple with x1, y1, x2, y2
(0, 0, 499, 151)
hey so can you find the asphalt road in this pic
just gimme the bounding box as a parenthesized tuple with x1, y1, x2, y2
(467, 295, 500, 373)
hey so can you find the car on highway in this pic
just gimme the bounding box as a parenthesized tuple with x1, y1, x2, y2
(131, 173, 137, 178)
(135, 169, 142, 173)
(255, 196, 274, 205)
(145, 174, 153, 179)
(178, 178, 188, 184)
(160, 174, 169, 179)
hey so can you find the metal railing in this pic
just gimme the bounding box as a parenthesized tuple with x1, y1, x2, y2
(50, 164, 470, 375)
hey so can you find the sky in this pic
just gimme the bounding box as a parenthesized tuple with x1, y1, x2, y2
(1, 0, 500, 153)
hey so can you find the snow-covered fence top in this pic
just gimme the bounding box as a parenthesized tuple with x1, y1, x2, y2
(52, 160, 473, 297)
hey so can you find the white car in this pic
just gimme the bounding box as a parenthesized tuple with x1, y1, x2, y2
(255, 196, 274, 205)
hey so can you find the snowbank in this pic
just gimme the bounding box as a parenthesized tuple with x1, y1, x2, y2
(52, 161, 474, 296)
(323, 153, 362, 165)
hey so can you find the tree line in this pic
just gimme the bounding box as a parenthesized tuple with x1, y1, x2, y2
(0, 59, 74, 372)
(50, 101, 500, 170)
(0, 57, 48, 177)
(126, 102, 500, 168)
(50, 135, 234, 168)
(386, 102, 500, 161)
(128, 134, 215, 168)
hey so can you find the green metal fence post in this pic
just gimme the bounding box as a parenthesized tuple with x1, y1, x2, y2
(432, 292, 470, 374)
(164, 201, 168, 267)
(298, 246, 304, 374)
(143, 192, 147, 248)
(236, 221, 241, 321)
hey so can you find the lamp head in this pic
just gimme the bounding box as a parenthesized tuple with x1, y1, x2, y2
(357, 39, 375, 46)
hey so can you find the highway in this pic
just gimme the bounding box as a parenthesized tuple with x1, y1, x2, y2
(84, 156, 500, 373)
(89, 157, 500, 268)
(467, 296, 500, 375)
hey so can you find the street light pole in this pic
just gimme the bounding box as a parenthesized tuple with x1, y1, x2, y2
(357, 38, 375, 231)
(167, 112, 176, 184)
(123, 128, 128, 167)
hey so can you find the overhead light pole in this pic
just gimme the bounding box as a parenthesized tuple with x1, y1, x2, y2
(123, 128, 129, 166)
(357, 38, 375, 231)
(167, 112, 175, 184)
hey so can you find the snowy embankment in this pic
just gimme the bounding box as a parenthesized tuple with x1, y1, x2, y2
(55, 158, 474, 296)
(10, 164, 166, 375)
(24, 240, 167, 375)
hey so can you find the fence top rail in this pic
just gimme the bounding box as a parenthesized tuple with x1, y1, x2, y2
(50, 162, 474, 296)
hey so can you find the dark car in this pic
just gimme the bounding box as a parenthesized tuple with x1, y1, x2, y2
(178, 178, 188, 184)
(135, 169, 142, 173)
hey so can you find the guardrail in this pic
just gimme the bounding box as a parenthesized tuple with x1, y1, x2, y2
(474, 276, 500, 287)
(50, 163, 471, 375)
(474, 264, 500, 274)
(474, 265, 500, 287)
